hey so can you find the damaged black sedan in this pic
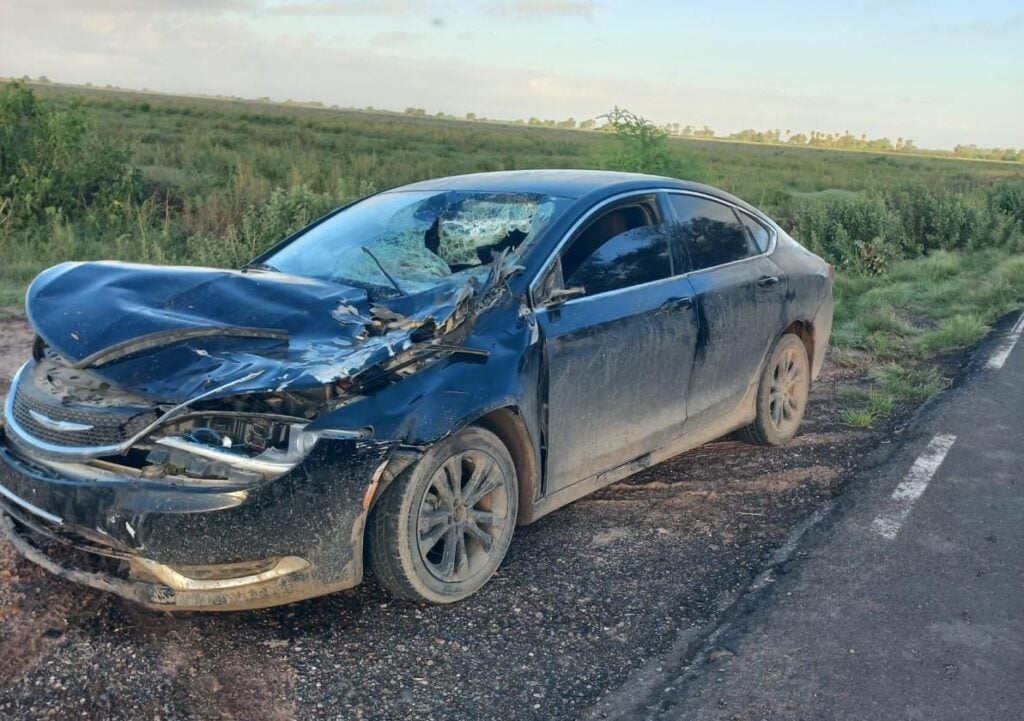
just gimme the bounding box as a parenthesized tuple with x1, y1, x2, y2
(0, 170, 833, 610)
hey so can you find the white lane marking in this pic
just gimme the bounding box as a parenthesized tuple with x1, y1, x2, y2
(872, 434, 957, 540)
(988, 312, 1024, 370)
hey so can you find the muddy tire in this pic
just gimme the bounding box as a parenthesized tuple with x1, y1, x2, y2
(367, 426, 518, 603)
(738, 333, 810, 447)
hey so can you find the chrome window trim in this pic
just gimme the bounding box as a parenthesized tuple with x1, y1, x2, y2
(530, 188, 778, 309)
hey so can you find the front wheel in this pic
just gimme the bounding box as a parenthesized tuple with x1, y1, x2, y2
(739, 333, 810, 446)
(367, 426, 518, 603)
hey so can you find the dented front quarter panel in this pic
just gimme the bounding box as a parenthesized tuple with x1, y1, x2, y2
(310, 291, 541, 445)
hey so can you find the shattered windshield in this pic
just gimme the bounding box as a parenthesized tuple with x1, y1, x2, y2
(262, 190, 571, 297)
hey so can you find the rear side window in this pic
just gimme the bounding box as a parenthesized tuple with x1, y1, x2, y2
(667, 195, 758, 271)
(562, 203, 670, 297)
(739, 212, 771, 253)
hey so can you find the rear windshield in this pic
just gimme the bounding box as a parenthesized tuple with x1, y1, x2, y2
(263, 190, 571, 298)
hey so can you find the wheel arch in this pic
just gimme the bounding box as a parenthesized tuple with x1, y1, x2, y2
(365, 405, 541, 527)
(472, 407, 541, 526)
(782, 319, 816, 371)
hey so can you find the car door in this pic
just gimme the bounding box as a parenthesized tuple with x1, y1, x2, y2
(534, 194, 700, 493)
(664, 192, 787, 430)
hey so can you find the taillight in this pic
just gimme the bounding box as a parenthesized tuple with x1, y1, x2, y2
(826, 263, 835, 283)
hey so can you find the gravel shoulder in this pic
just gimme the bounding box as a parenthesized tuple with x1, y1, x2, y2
(0, 316, 971, 721)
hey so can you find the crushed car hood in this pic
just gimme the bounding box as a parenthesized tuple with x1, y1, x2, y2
(27, 261, 478, 403)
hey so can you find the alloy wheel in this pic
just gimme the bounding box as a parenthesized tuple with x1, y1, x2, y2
(768, 345, 808, 436)
(416, 450, 510, 583)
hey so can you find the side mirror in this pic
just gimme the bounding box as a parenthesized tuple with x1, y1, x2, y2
(543, 286, 586, 306)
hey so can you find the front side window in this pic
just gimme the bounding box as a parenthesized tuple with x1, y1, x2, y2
(667, 195, 757, 271)
(561, 202, 670, 297)
(262, 190, 571, 299)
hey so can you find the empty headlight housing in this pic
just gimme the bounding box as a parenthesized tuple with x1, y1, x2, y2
(139, 414, 320, 484)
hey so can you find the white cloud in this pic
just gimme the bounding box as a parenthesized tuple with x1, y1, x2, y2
(0, 0, 1018, 148)
(488, 0, 597, 19)
(264, 0, 420, 16)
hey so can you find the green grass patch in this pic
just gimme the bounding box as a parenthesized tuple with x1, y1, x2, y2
(872, 365, 947, 403)
(842, 407, 879, 428)
(916, 315, 989, 353)
(835, 250, 1022, 426)
(833, 249, 1024, 364)
(840, 366, 946, 427)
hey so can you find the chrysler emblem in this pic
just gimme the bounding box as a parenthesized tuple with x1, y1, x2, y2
(28, 410, 94, 433)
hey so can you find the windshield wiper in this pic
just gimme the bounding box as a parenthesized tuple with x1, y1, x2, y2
(361, 247, 405, 296)
(241, 262, 280, 273)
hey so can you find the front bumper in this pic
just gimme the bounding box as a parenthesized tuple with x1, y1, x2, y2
(0, 426, 397, 611)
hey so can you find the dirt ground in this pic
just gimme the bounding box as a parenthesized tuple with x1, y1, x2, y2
(0, 316, 961, 721)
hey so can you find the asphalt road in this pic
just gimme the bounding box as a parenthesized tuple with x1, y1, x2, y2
(597, 311, 1024, 720)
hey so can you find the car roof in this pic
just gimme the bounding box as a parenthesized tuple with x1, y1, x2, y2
(392, 170, 761, 213)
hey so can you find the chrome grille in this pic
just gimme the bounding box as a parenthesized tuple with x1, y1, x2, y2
(11, 377, 157, 450)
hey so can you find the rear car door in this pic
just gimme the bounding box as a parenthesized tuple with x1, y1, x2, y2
(664, 193, 786, 429)
(534, 194, 700, 493)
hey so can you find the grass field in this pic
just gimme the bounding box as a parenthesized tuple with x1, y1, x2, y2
(2, 81, 1023, 425)
(26, 83, 1024, 203)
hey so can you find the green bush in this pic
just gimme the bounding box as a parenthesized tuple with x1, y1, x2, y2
(884, 184, 978, 253)
(792, 192, 902, 273)
(186, 183, 364, 268)
(793, 183, 1024, 274)
(0, 83, 140, 231)
(986, 179, 1024, 224)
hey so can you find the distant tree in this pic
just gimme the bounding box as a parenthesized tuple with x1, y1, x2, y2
(465, 112, 476, 121)
(596, 106, 705, 179)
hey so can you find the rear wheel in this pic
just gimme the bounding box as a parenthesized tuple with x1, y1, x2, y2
(367, 426, 518, 603)
(739, 333, 810, 446)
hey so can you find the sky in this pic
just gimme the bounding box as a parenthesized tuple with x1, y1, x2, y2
(1, 0, 1021, 149)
